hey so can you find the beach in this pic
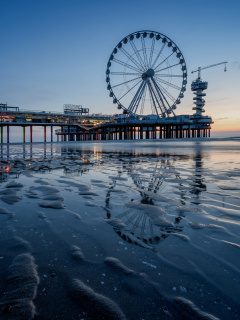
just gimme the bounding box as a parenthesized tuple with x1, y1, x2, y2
(0, 137, 240, 320)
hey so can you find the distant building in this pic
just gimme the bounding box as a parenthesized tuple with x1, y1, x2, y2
(0, 103, 19, 112)
(63, 104, 89, 115)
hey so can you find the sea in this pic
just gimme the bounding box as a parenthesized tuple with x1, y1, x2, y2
(0, 133, 240, 320)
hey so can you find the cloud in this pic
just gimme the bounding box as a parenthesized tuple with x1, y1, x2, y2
(207, 98, 229, 103)
(215, 117, 228, 121)
(231, 62, 240, 70)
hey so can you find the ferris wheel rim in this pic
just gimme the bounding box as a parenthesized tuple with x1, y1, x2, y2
(106, 30, 187, 117)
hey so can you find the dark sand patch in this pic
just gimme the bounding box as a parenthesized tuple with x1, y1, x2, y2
(0, 190, 22, 205)
(33, 179, 49, 185)
(221, 240, 240, 249)
(104, 218, 126, 228)
(104, 257, 135, 275)
(8, 236, 32, 251)
(73, 213, 81, 220)
(175, 297, 219, 320)
(37, 211, 47, 219)
(42, 194, 64, 201)
(0, 207, 13, 216)
(0, 253, 39, 320)
(38, 200, 64, 209)
(6, 181, 24, 188)
(25, 191, 39, 199)
(189, 222, 225, 230)
(70, 279, 127, 320)
(70, 245, 84, 261)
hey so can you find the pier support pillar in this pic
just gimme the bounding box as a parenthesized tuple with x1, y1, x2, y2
(44, 126, 46, 142)
(153, 127, 156, 139)
(140, 127, 143, 140)
(124, 127, 127, 140)
(7, 126, 9, 143)
(166, 126, 171, 139)
(175, 126, 178, 139)
(51, 126, 53, 142)
(1, 126, 3, 143)
(180, 126, 183, 138)
(61, 126, 63, 141)
(146, 127, 149, 139)
(130, 127, 133, 140)
(30, 126, 33, 143)
(23, 126, 26, 143)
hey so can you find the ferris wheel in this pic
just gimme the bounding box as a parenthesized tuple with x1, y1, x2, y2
(106, 30, 187, 117)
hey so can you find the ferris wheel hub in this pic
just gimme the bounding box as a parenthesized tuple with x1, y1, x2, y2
(146, 68, 155, 77)
(142, 68, 155, 80)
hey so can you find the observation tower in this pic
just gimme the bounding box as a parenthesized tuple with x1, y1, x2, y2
(191, 77, 208, 118)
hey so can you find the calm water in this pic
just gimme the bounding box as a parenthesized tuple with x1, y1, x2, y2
(0, 138, 240, 320)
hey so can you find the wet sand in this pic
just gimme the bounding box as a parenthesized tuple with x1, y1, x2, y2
(0, 138, 240, 319)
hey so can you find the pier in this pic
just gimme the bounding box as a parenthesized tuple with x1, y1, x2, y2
(0, 103, 212, 143)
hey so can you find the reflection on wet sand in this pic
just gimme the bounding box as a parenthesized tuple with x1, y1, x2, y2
(0, 141, 240, 320)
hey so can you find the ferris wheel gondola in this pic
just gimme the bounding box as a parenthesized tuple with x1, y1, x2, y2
(106, 30, 187, 117)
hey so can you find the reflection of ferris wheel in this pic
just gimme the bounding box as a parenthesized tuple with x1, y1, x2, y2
(106, 30, 187, 117)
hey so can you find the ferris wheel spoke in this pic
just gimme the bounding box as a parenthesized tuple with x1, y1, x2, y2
(140, 85, 147, 114)
(153, 78, 176, 116)
(149, 37, 156, 67)
(149, 80, 165, 116)
(155, 82, 176, 109)
(157, 73, 183, 77)
(140, 214, 147, 239)
(141, 36, 148, 69)
(154, 78, 176, 103)
(150, 80, 167, 116)
(110, 72, 142, 76)
(131, 212, 144, 233)
(154, 52, 174, 71)
(118, 79, 143, 100)
(111, 76, 142, 89)
(148, 81, 160, 116)
(148, 83, 155, 114)
(155, 62, 180, 73)
(130, 39, 145, 70)
(151, 78, 171, 113)
(154, 76, 182, 90)
(151, 43, 166, 68)
(129, 79, 148, 115)
(120, 47, 144, 71)
(113, 58, 141, 73)
(132, 80, 148, 115)
(128, 80, 145, 114)
(149, 219, 154, 240)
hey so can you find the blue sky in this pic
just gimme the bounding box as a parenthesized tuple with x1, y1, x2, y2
(0, 0, 239, 130)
